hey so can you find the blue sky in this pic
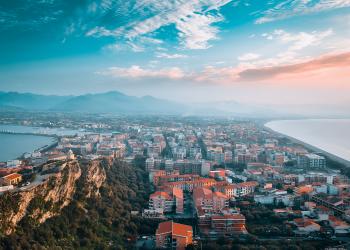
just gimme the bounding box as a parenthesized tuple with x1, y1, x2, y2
(0, 0, 350, 114)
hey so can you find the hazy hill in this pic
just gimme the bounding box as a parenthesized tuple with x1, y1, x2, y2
(0, 92, 70, 110)
(0, 91, 185, 114)
(52, 91, 185, 114)
(0, 91, 284, 117)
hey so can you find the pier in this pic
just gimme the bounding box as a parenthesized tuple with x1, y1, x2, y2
(0, 129, 57, 138)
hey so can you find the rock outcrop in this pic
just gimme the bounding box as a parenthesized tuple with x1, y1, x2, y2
(0, 159, 107, 235)
(82, 160, 106, 198)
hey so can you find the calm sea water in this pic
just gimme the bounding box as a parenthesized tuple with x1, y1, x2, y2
(0, 134, 55, 162)
(266, 119, 350, 162)
(0, 124, 85, 162)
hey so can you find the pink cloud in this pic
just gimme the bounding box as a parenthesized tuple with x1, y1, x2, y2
(238, 51, 350, 81)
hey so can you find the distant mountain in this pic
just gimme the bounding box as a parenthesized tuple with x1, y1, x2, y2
(0, 91, 289, 117)
(52, 91, 185, 114)
(0, 92, 71, 111)
(0, 91, 185, 114)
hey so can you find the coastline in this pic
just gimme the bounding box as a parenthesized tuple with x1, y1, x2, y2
(0, 133, 58, 162)
(0, 130, 55, 137)
(0, 124, 85, 162)
(264, 123, 350, 168)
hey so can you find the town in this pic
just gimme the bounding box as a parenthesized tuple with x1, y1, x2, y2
(0, 115, 349, 249)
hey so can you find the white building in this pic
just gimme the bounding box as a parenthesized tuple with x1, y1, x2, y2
(298, 154, 326, 169)
(165, 159, 174, 172)
(254, 194, 294, 206)
(146, 158, 155, 172)
(201, 161, 211, 176)
(6, 160, 22, 168)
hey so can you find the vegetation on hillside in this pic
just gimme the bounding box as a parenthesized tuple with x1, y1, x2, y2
(0, 157, 153, 249)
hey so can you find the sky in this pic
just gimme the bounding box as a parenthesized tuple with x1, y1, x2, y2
(0, 0, 350, 115)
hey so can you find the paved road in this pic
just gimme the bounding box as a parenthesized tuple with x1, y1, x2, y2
(18, 173, 54, 191)
(0, 173, 55, 196)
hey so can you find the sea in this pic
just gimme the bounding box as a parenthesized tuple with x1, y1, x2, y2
(265, 119, 350, 162)
(0, 125, 86, 162)
(0, 134, 55, 162)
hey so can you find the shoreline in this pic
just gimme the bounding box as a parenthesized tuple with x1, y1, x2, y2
(0, 124, 86, 162)
(264, 123, 350, 168)
(0, 130, 55, 137)
(0, 133, 58, 162)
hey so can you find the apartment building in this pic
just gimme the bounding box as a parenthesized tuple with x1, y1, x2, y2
(155, 221, 193, 250)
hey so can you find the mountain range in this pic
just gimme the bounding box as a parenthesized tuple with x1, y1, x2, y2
(0, 91, 186, 114)
(0, 91, 283, 117)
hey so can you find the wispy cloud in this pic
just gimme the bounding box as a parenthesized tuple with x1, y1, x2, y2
(102, 36, 163, 53)
(0, 1, 64, 31)
(156, 52, 188, 59)
(254, 28, 334, 67)
(87, 0, 233, 50)
(238, 53, 261, 61)
(97, 65, 184, 80)
(228, 28, 333, 74)
(256, 0, 350, 24)
(127, 42, 145, 52)
(263, 29, 333, 51)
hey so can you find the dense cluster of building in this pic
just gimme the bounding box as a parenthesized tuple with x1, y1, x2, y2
(1, 119, 350, 249)
(137, 121, 350, 247)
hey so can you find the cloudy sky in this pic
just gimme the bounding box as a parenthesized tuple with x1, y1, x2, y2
(0, 0, 349, 115)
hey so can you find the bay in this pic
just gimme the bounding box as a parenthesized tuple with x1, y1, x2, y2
(0, 134, 55, 162)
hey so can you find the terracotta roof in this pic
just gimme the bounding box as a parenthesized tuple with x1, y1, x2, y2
(214, 191, 228, 199)
(296, 185, 314, 194)
(172, 187, 183, 199)
(150, 191, 172, 200)
(156, 221, 172, 234)
(173, 222, 192, 237)
(294, 218, 319, 228)
(2, 173, 22, 181)
(156, 221, 192, 237)
(193, 187, 213, 199)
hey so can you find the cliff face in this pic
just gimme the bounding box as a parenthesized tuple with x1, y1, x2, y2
(0, 159, 106, 235)
(0, 157, 151, 249)
(83, 160, 107, 198)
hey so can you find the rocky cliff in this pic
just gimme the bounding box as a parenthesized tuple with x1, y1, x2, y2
(0, 159, 106, 235)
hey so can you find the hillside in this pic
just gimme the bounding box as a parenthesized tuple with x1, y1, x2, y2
(0, 91, 282, 117)
(0, 92, 70, 111)
(0, 157, 155, 249)
(0, 91, 185, 115)
(52, 91, 184, 114)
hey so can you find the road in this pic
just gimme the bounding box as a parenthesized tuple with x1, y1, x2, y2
(18, 173, 55, 191)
